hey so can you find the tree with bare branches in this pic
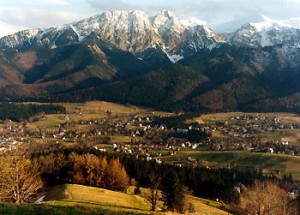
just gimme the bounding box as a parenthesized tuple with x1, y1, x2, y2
(241, 180, 298, 215)
(0, 156, 43, 204)
(146, 171, 161, 211)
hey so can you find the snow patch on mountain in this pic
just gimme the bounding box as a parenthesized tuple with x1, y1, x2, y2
(0, 10, 231, 55)
(69, 25, 85, 41)
(152, 10, 185, 35)
(182, 18, 207, 27)
(214, 14, 300, 34)
(169, 54, 184, 63)
(0, 29, 42, 49)
(159, 46, 184, 63)
(285, 18, 300, 29)
(249, 15, 293, 31)
(213, 14, 268, 33)
(224, 14, 300, 48)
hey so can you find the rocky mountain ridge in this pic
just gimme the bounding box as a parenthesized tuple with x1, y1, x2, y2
(0, 10, 223, 63)
(0, 11, 299, 113)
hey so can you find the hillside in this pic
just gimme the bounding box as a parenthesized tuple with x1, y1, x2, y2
(0, 184, 230, 215)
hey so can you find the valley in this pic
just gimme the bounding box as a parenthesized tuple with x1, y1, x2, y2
(1, 101, 300, 179)
(1, 8, 300, 214)
(0, 101, 299, 214)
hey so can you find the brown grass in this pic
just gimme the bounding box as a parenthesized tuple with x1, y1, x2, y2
(44, 184, 231, 215)
(45, 184, 149, 211)
(64, 101, 147, 115)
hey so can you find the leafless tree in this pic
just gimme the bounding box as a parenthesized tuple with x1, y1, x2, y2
(0, 155, 43, 204)
(241, 180, 298, 215)
(146, 171, 161, 211)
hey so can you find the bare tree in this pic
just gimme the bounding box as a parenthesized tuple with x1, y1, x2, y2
(241, 180, 298, 215)
(0, 156, 43, 204)
(146, 171, 161, 211)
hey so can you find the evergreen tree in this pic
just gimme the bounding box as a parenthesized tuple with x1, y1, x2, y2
(161, 169, 185, 213)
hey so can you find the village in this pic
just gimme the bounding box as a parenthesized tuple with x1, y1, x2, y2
(0, 111, 300, 162)
(208, 114, 300, 155)
(1, 108, 300, 198)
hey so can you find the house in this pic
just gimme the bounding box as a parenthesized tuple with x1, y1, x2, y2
(234, 186, 241, 193)
(292, 190, 300, 196)
(176, 128, 188, 133)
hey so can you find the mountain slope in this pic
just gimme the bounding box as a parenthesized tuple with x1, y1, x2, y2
(0, 10, 223, 62)
(223, 15, 300, 48)
(0, 11, 299, 113)
(88, 64, 209, 109)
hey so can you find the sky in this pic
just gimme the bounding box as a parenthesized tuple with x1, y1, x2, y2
(1, 0, 300, 37)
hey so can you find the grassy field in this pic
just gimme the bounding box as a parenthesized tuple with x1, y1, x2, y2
(21, 102, 300, 179)
(194, 111, 300, 145)
(64, 101, 148, 115)
(255, 129, 300, 145)
(127, 186, 230, 215)
(163, 150, 300, 179)
(0, 184, 231, 215)
(188, 112, 300, 179)
(194, 112, 244, 124)
(23, 101, 300, 179)
(25, 101, 150, 130)
(45, 184, 149, 213)
(194, 112, 300, 125)
(25, 101, 175, 133)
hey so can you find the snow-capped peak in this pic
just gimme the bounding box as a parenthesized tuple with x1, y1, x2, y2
(225, 14, 300, 48)
(152, 10, 185, 34)
(70, 10, 153, 41)
(285, 17, 300, 29)
(0, 10, 224, 56)
(249, 15, 293, 31)
(214, 14, 300, 33)
(155, 10, 176, 20)
(182, 18, 207, 27)
(0, 28, 42, 49)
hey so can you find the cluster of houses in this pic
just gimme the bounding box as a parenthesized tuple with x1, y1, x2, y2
(0, 123, 27, 152)
(1, 112, 300, 159)
(205, 114, 300, 155)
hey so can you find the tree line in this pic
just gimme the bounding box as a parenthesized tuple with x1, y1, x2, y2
(34, 149, 258, 204)
(1, 147, 299, 214)
(0, 103, 66, 121)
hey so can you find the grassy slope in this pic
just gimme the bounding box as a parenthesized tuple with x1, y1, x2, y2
(164, 150, 300, 179)
(45, 184, 148, 212)
(0, 184, 230, 215)
(25, 101, 149, 130)
(194, 112, 300, 125)
(190, 112, 300, 179)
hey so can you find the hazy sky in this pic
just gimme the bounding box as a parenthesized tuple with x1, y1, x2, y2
(1, 0, 300, 37)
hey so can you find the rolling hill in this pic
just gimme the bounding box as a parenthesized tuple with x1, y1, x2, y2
(0, 184, 231, 215)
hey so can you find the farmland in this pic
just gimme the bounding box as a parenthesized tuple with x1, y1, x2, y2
(1, 101, 300, 180)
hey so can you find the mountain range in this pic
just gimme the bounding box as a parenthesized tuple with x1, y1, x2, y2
(0, 10, 299, 113)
